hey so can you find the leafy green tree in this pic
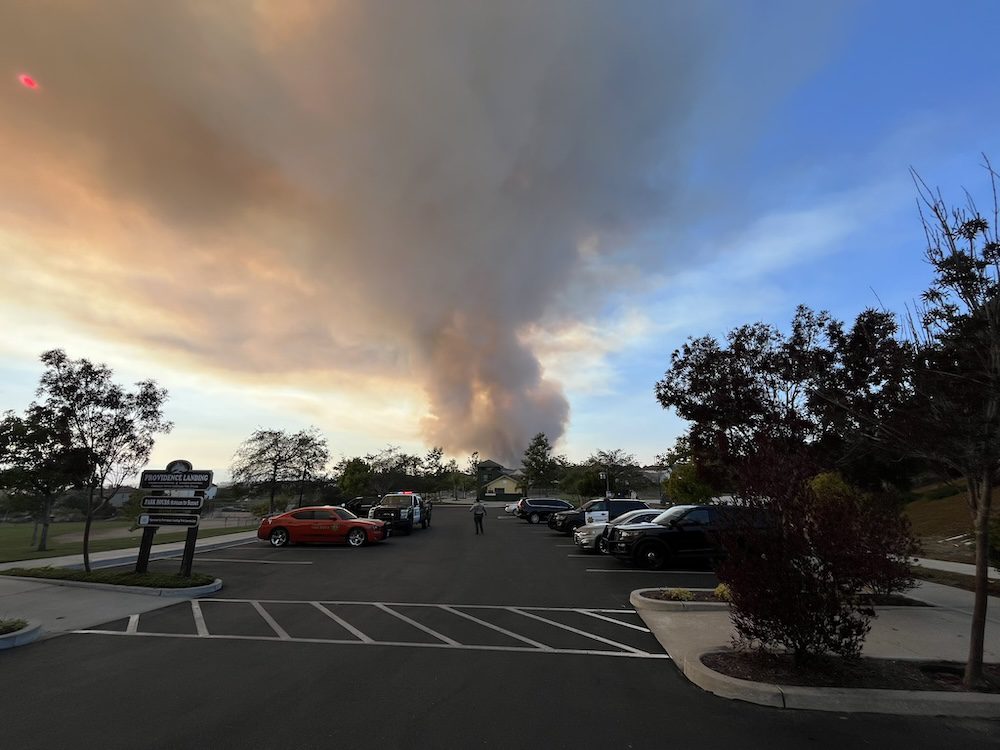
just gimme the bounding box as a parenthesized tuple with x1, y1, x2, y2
(585, 449, 645, 497)
(665, 463, 714, 505)
(521, 433, 560, 495)
(336, 456, 372, 499)
(35, 350, 171, 571)
(0, 404, 89, 550)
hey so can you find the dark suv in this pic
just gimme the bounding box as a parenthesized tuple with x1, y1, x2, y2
(515, 497, 574, 524)
(609, 504, 768, 569)
(548, 498, 649, 533)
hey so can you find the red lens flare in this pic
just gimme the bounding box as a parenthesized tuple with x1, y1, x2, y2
(18, 74, 38, 90)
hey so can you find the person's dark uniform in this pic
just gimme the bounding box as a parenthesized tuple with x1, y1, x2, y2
(469, 499, 487, 535)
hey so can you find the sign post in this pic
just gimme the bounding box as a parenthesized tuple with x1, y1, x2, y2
(134, 459, 213, 577)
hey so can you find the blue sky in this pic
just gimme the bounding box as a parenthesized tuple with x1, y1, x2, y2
(1, 2, 998, 478)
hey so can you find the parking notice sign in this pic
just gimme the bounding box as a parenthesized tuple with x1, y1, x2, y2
(140, 496, 204, 510)
(137, 513, 201, 528)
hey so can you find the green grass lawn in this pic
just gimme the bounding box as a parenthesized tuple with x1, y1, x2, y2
(0, 618, 28, 635)
(0, 520, 256, 563)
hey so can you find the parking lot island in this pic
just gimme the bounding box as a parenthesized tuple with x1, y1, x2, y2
(631, 586, 1000, 717)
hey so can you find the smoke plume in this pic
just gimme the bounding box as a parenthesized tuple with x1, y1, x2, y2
(0, 1, 830, 463)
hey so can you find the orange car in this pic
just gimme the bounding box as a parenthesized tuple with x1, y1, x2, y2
(257, 506, 388, 548)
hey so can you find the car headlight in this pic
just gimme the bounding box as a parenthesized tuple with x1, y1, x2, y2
(618, 530, 641, 540)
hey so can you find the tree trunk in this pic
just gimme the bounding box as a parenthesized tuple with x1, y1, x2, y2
(31, 518, 39, 548)
(963, 475, 992, 689)
(269, 466, 278, 514)
(37, 496, 52, 552)
(82, 486, 95, 573)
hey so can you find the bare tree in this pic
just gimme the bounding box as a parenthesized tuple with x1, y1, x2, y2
(231, 429, 298, 514)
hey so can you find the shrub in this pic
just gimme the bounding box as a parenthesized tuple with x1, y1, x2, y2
(249, 501, 270, 518)
(713, 583, 732, 602)
(716, 445, 916, 664)
(663, 588, 694, 601)
(0, 618, 28, 635)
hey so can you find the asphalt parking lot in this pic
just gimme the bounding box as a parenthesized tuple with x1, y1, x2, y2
(4, 506, 999, 750)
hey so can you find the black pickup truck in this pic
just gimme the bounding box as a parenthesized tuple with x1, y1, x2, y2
(367, 492, 432, 535)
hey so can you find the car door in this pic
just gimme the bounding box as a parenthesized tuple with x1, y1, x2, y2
(411, 496, 421, 524)
(310, 509, 344, 543)
(287, 510, 314, 543)
(584, 500, 608, 525)
(672, 508, 714, 559)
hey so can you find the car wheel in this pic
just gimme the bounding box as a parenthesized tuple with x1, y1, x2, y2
(598, 538, 609, 554)
(269, 528, 289, 547)
(528, 512, 540, 524)
(347, 528, 366, 547)
(637, 542, 668, 570)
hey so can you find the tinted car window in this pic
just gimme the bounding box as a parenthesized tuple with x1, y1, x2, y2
(312, 510, 335, 520)
(335, 508, 358, 520)
(653, 505, 696, 525)
(683, 508, 711, 525)
(291, 511, 314, 520)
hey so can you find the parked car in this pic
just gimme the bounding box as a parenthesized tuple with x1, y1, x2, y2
(549, 498, 650, 534)
(608, 504, 769, 569)
(514, 497, 574, 524)
(504, 501, 519, 515)
(368, 492, 432, 534)
(257, 506, 388, 548)
(573, 507, 663, 553)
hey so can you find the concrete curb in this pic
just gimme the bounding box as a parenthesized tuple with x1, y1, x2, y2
(630, 588, 727, 611)
(632, 589, 1000, 717)
(0, 620, 43, 651)
(0, 575, 223, 598)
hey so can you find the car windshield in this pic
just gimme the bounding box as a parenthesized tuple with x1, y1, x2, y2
(380, 495, 412, 507)
(610, 510, 650, 526)
(652, 506, 697, 525)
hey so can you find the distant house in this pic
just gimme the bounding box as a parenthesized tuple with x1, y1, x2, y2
(483, 474, 523, 499)
(477, 459, 506, 486)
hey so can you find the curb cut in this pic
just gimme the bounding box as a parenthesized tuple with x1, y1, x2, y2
(0, 621, 42, 651)
(0, 575, 223, 598)
(631, 589, 1000, 717)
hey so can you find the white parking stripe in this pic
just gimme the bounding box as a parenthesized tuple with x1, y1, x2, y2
(126, 614, 139, 634)
(575, 610, 650, 633)
(373, 603, 459, 645)
(169, 557, 314, 565)
(190, 600, 209, 636)
(507, 608, 646, 654)
(441, 606, 553, 651)
(252, 601, 290, 640)
(311, 602, 372, 643)
(71, 629, 670, 659)
(585, 569, 717, 574)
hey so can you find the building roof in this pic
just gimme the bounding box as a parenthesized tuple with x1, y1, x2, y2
(479, 459, 504, 469)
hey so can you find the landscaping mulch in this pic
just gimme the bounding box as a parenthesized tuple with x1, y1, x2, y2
(703, 651, 1000, 693)
(0, 567, 215, 588)
(0, 618, 28, 635)
(641, 589, 725, 603)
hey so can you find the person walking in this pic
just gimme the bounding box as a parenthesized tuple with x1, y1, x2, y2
(469, 497, 487, 535)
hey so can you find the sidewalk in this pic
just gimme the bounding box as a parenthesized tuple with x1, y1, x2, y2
(913, 556, 1000, 581)
(0, 532, 255, 639)
(0, 529, 258, 572)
